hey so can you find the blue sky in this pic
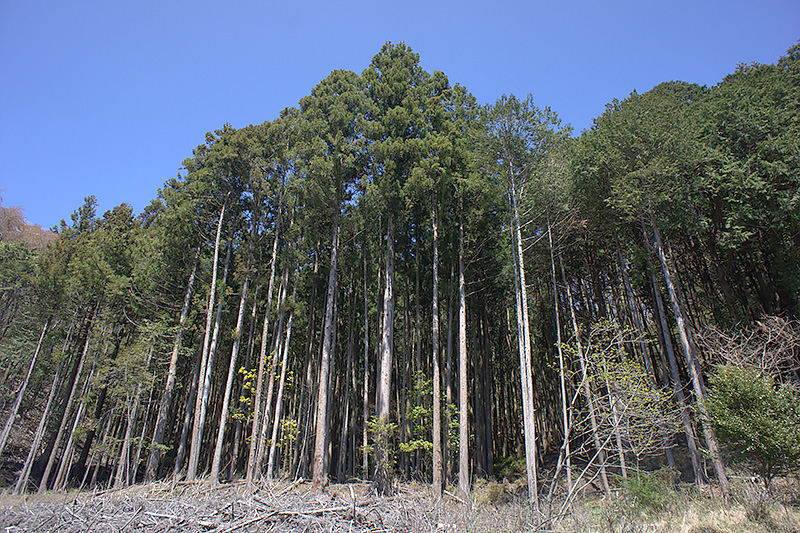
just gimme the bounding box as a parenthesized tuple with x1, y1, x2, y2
(1, 0, 798, 230)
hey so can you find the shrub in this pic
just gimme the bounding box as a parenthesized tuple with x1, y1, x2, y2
(622, 468, 673, 512)
(705, 364, 800, 487)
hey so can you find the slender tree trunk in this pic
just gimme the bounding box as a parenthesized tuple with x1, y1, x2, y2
(548, 216, 572, 493)
(186, 201, 227, 481)
(445, 259, 454, 485)
(484, 308, 495, 479)
(414, 230, 422, 474)
(75, 338, 119, 483)
(558, 252, 610, 496)
(34, 321, 81, 485)
(650, 218, 729, 486)
(38, 304, 97, 494)
(256, 268, 289, 477)
(650, 218, 725, 491)
(188, 238, 230, 481)
(133, 370, 157, 483)
(362, 251, 370, 479)
(268, 282, 296, 481)
(649, 261, 705, 484)
(373, 215, 395, 495)
(14, 355, 65, 494)
(245, 212, 282, 488)
(336, 285, 355, 482)
(145, 244, 200, 481)
(210, 234, 254, 486)
(400, 284, 410, 477)
(617, 237, 676, 471)
(173, 344, 202, 478)
(292, 246, 320, 480)
(603, 350, 628, 479)
(615, 239, 654, 377)
(312, 205, 341, 491)
(82, 412, 112, 490)
(431, 208, 443, 496)
(54, 355, 97, 491)
(230, 275, 260, 479)
(509, 178, 538, 512)
(458, 212, 470, 500)
(0, 317, 48, 458)
(323, 296, 338, 476)
(114, 348, 153, 488)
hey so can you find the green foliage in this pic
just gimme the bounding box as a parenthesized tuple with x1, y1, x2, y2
(621, 468, 674, 512)
(445, 402, 459, 449)
(495, 453, 527, 477)
(0, 241, 37, 292)
(572, 319, 682, 462)
(705, 364, 800, 485)
(364, 415, 398, 467)
(398, 371, 434, 454)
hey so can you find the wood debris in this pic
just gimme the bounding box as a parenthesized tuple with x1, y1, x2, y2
(0, 480, 482, 532)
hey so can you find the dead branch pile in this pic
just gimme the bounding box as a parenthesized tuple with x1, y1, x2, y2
(0, 480, 490, 533)
(698, 316, 800, 383)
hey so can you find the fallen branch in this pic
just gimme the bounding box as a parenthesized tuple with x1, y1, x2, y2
(215, 510, 278, 532)
(442, 490, 468, 506)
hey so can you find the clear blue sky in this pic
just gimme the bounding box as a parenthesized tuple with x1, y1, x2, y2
(1, 0, 797, 230)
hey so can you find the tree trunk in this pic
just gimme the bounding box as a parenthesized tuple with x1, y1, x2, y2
(186, 200, 227, 481)
(558, 252, 610, 496)
(230, 275, 261, 479)
(173, 343, 202, 478)
(458, 212, 470, 500)
(245, 211, 282, 488)
(373, 215, 395, 495)
(642, 219, 707, 486)
(312, 205, 341, 491)
(38, 304, 97, 494)
(362, 251, 370, 480)
(0, 317, 48, 458)
(133, 370, 157, 483)
(445, 259, 454, 485)
(336, 284, 356, 482)
(54, 355, 97, 491)
(256, 268, 289, 477)
(267, 282, 297, 481)
(188, 237, 230, 481)
(292, 246, 320, 480)
(210, 233, 254, 486)
(651, 216, 729, 498)
(509, 178, 538, 512)
(431, 207, 443, 496)
(414, 230, 422, 475)
(649, 262, 705, 484)
(14, 355, 65, 494)
(114, 348, 153, 488)
(603, 349, 628, 479)
(145, 244, 200, 481)
(548, 216, 572, 494)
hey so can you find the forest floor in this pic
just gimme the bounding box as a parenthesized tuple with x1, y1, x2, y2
(1, 474, 799, 533)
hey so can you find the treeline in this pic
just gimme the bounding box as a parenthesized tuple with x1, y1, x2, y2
(1, 42, 798, 503)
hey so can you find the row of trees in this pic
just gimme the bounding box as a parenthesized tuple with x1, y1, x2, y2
(1, 42, 798, 513)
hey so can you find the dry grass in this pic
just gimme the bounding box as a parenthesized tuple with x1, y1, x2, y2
(547, 476, 800, 533)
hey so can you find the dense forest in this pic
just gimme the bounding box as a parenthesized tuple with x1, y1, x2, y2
(1, 41, 798, 512)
